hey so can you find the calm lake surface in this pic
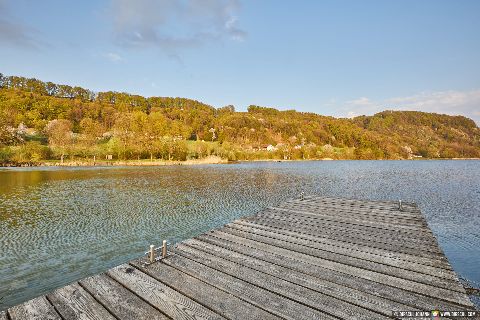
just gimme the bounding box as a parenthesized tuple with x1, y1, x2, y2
(1, 160, 479, 310)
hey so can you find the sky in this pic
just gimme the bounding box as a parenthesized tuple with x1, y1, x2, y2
(1, 0, 479, 123)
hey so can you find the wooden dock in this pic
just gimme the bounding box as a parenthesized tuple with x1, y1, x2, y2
(1, 196, 476, 319)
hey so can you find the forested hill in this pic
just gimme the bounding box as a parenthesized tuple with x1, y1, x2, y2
(0, 73, 479, 164)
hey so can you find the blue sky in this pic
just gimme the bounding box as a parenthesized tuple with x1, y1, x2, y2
(1, 0, 479, 123)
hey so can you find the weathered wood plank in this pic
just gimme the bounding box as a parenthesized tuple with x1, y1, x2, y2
(222, 224, 464, 292)
(288, 196, 419, 209)
(0, 311, 8, 320)
(107, 264, 225, 320)
(269, 206, 432, 233)
(259, 206, 436, 241)
(261, 208, 436, 242)
(282, 199, 424, 218)
(253, 213, 439, 252)
(231, 220, 459, 281)
(236, 219, 451, 270)
(79, 273, 168, 320)
(8, 296, 62, 320)
(249, 212, 442, 251)
(47, 282, 116, 320)
(308, 195, 418, 208)
(182, 237, 416, 317)
(279, 202, 427, 224)
(195, 232, 472, 311)
(162, 253, 334, 320)
(286, 202, 421, 217)
(282, 197, 419, 212)
(173, 243, 391, 320)
(251, 212, 446, 257)
(210, 229, 473, 306)
(296, 196, 419, 212)
(130, 259, 281, 320)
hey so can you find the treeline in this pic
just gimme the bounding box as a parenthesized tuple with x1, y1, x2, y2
(0, 73, 479, 165)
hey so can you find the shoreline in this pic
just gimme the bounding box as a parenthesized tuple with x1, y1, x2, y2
(1, 157, 480, 168)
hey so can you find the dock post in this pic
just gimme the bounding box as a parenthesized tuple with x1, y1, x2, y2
(398, 200, 403, 211)
(149, 244, 155, 263)
(162, 240, 167, 258)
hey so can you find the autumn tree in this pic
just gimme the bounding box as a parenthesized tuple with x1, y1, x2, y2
(45, 119, 73, 163)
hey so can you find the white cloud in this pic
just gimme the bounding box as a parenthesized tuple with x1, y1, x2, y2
(109, 0, 246, 54)
(339, 89, 480, 124)
(103, 52, 124, 63)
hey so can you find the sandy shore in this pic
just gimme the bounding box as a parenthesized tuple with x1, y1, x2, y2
(40, 156, 229, 167)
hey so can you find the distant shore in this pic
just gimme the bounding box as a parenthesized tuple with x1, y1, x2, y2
(2, 156, 480, 168)
(1, 156, 228, 167)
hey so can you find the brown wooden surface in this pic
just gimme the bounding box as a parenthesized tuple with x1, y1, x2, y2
(8, 296, 61, 320)
(4, 196, 475, 319)
(79, 273, 168, 320)
(47, 282, 116, 320)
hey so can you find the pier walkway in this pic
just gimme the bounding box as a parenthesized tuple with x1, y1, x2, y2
(1, 196, 476, 319)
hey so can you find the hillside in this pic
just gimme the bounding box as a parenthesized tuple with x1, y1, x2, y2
(0, 73, 479, 164)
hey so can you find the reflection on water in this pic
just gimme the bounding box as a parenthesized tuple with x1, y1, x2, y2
(0, 160, 479, 309)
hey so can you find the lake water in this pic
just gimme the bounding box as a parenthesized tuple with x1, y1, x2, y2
(0, 160, 479, 310)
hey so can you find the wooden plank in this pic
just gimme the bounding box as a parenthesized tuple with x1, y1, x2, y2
(283, 199, 423, 218)
(300, 195, 403, 206)
(246, 213, 439, 250)
(79, 273, 168, 320)
(210, 229, 474, 307)
(279, 203, 427, 226)
(231, 220, 459, 281)
(8, 296, 62, 320)
(107, 264, 225, 320)
(278, 203, 426, 226)
(249, 212, 442, 250)
(182, 237, 416, 317)
(130, 259, 281, 320)
(162, 252, 334, 320)
(236, 219, 451, 270)
(195, 232, 472, 311)
(282, 198, 419, 212)
(259, 206, 436, 241)
(47, 282, 116, 320)
(281, 200, 426, 219)
(223, 224, 464, 292)
(296, 196, 418, 212)
(173, 243, 391, 320)
(251, 212, 446, 257)
(308, 196, 418, 209)
(269, 206, 432, 233)
(249, 217, 442, 260)
(261, 208, 437, 242)
(236, 220, 456, 272)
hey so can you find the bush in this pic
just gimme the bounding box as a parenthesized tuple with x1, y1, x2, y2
(11, 141, 51, 163)
(0, 147, 13, 163)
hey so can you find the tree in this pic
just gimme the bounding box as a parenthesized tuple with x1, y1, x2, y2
(45, 119, 73, 163)
(112, 113, 134, 159)
(79, 117, 104, 153)
(144, 112, 168, 160)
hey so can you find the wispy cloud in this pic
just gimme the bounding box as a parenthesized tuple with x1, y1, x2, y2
(109, 0, 246, 55)
(103, 52, 124, 63)
(339, 89, 480, 125)
(0, 0, 41, 48)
